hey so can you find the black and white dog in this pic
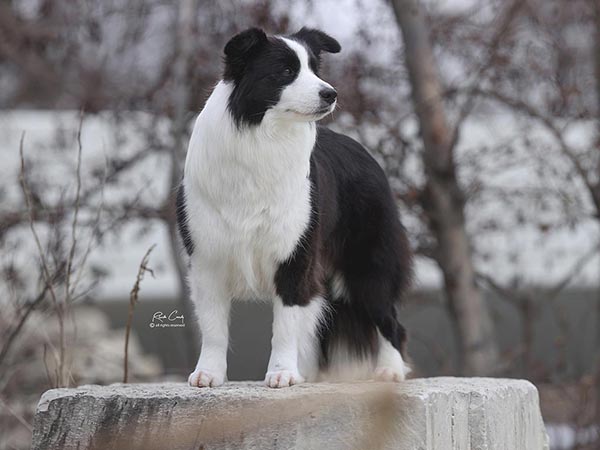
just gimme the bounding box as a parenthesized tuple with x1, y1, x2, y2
(177, 27, 413, 388)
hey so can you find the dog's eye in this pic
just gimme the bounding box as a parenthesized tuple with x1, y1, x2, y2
(282, 67, 293, 76)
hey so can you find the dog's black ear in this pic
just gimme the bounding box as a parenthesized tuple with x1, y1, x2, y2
(292, 27, 341, 57)
(223, 28, 268, 81)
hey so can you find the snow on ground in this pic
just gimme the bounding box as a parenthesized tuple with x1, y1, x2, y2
(546, 423, 600, 450)
(0, 110, 179, 301)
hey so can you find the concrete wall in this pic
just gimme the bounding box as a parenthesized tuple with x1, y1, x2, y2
(32, 378, 549, 450)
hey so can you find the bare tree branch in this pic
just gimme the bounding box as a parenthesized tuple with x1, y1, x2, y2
(469, 87, 600, 212)
(65, 112, 84, 299)
(19, 133, 59, 307)
(0, 285, 48, 368)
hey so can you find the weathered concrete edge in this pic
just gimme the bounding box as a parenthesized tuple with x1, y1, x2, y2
(36, 377, 541, 402)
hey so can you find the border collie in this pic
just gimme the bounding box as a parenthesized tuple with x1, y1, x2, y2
(177, 27, 413, 388)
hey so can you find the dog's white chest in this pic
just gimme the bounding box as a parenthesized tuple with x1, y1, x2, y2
(184, 82, 314, 298)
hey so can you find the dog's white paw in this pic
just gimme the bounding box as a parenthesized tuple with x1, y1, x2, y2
(265, 370, 305, 388)
(374, 366, 407, 382)
(188, 369, 225, 388)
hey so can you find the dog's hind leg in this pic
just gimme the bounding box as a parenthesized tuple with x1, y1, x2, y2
(345, 274, 410, 382)
(374, 321, 410, 381)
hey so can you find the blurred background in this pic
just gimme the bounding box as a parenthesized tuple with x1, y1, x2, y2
(0, 0, 598, 448)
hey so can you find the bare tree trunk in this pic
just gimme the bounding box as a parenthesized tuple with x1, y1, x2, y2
(391, 0, 499, 375)
(595, 2, 600, 193)
(166, 0, 200, 366)
(592, 0, 600, 427)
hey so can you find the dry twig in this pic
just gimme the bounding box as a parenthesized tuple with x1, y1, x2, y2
(123, 244, 156, 383)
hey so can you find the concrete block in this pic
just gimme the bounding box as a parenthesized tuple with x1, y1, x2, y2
(32, 377, 549, 450)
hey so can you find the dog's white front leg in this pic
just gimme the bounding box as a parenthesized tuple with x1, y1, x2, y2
(265, 297, 305, 388)
(266, 296, 325, 387)
(188, 263, 231, 388)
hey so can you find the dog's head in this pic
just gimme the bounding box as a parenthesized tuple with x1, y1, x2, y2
(223, 27, 341, 127)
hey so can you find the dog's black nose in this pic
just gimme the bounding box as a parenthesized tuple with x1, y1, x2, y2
(319, 88, 337, 105)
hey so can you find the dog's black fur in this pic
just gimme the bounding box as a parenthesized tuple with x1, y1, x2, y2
(284, 126, 413, 362)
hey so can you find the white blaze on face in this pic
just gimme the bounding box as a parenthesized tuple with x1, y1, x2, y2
(275, 37, 336, 120)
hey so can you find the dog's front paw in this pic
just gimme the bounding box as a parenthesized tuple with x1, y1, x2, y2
(188, 368, 225, 387)
(374, 366, 408, 382)
(264, 370, 305, 388)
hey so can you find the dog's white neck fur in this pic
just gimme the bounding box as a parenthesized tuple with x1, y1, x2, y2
(184, 38, 332, 232)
